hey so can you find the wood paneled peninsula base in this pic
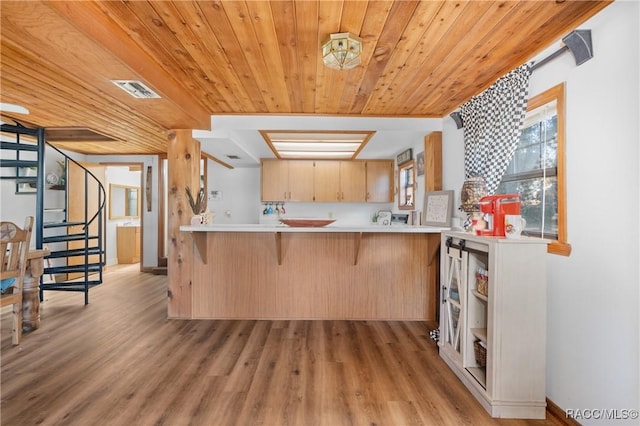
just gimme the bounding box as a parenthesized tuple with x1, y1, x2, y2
(176, 225, 446, 321)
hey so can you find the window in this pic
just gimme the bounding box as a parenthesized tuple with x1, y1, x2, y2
(398, 160, 415, 210)
(496, 83, 571, 255)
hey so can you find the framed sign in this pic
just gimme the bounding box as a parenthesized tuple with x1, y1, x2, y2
(423, 190, 454, 226)
(396, 148, 413, 166)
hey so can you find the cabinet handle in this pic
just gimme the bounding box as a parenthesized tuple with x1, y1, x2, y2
(337, 192, 341, 201)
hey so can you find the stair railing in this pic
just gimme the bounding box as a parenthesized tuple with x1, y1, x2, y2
(43, 143, 106, 304)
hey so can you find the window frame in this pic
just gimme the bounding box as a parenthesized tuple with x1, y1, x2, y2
(525, 83, 570, 255)
(398, 160, 416, 210)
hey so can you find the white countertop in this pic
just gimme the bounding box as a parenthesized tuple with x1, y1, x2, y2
(180, 223, 449, 234)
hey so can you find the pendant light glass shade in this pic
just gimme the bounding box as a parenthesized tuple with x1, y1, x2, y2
(322, 32, 362, 70)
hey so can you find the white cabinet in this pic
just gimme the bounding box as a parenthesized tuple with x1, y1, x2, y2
(439, 231, 547, 419)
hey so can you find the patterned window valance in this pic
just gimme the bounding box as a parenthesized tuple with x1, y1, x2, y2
(460, 63, 531, 195)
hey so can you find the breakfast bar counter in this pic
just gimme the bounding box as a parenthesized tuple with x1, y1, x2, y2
(176, 224, 446, 321)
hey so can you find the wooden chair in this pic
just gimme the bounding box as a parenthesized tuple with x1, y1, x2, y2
(1, 217, 34, 345)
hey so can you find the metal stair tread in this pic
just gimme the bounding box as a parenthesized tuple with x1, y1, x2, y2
(43, 234, 99, 243)
(44, 264, 103, 274)
(0, 141, 39, 151)
(41, 281, 103, 291)
(0, 159, 39, 168)
(43, 221, 85, 228)
(0, 176, 39, 182)
(46, 247, 103, 259)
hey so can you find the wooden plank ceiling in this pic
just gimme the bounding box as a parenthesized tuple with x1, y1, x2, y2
(0, 0, 611, 155)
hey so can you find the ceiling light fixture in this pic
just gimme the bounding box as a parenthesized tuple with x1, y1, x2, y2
(322, 32, 362, 70)
(0, 103, 29, 114)
(260, 130, 375, 160)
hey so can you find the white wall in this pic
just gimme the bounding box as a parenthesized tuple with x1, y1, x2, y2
(442, 1, 639, 422)
(205, 162, 261, 224)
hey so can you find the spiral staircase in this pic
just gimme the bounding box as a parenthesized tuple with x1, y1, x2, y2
(0, 122, 106, 305)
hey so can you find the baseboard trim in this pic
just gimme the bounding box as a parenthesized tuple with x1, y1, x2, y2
(546, 398, 581, 426)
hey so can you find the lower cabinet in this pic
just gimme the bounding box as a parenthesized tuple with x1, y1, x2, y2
(117, 226, 140, 264)
(439, 231, 547, 419)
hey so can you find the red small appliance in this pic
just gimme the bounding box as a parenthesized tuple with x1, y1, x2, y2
(476, 194, 521, 237)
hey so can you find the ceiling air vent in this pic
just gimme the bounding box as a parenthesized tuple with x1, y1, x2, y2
(226, 155, 241, 160)
(111, 80, 161, 99)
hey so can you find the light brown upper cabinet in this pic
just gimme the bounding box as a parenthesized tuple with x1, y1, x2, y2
(365, 160, 394, 203)
(340, 161, 367, 202)
(262, 159, 392, 203)
(261, 159, 288, 201)
(313, 161, 340, 202)
(261, 159, 314, 202)
(314, 161, 366, 202)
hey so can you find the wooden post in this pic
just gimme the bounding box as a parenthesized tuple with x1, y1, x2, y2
(167, 130, 200, 318)
(22, 249, 49, 331)
(424, 131, 443, 320)
(424, 131, 442, 192)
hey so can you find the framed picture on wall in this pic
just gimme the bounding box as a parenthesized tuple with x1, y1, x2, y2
(416, 151, 425, 176)
(423, 190, 454, 226)
(396, 148, 412, 166)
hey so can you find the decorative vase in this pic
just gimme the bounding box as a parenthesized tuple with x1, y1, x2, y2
(460, 176, 487, 213)
(190, 215, 203, 226)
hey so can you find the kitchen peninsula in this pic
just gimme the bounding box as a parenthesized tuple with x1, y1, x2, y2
(178, 224, 445, 321)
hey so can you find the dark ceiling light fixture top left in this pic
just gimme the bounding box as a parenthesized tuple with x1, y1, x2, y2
(111, 80, 161, 99)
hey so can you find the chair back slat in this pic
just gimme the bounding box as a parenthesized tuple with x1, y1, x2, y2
(1, 217, 34, 295)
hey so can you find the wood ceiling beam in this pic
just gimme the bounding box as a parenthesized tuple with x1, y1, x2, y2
(201, 151, 233, 170)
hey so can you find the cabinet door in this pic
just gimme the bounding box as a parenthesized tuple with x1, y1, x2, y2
(288, 160, 314, 202)
(440, 244, 468, 366)
(340, 161, 366, 202)
(313, 161, 340, 202)
(117, 226, 141, 264)
(261, 160, 289, 201)
(366, 160, 393, 202)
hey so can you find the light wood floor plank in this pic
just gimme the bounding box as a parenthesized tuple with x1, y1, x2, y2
(2, 264, 560, 426)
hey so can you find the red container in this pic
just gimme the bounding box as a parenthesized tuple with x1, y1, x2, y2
(476, 194, 521, 237)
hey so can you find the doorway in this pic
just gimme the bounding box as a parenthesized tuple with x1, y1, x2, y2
(103, 163, 144, 271)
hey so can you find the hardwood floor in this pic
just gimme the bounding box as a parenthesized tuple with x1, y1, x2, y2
(2, 264, 561, 426)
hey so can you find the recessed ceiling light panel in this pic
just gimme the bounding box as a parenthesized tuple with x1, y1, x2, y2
(260, 130, 375, 160)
